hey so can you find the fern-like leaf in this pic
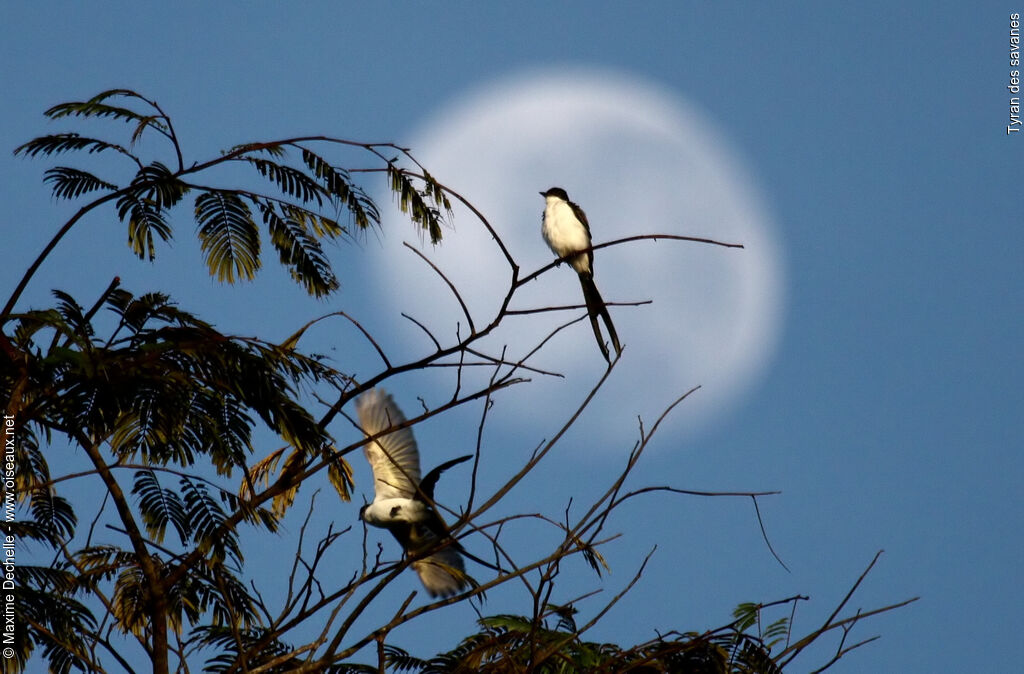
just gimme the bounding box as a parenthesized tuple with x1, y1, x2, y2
(132, 469, 189, 544)
(227, 141, 287, 158)
(300, 148, 380, 230)
(246, 157, 327, 206)
(75, 545, 136, 588)
(132, 161, 189, 210)
(258, 200, 339, 297)
(480, 614, 534, 633)
(43, 88, 164, 127)
(195, 625, 303, 672)
(327, 453, 354, 503)
(51, 289, 93, 340)
(343, 183, 380, 231)
(271, 449, 305, 517)
(300, 148, 351, 202)
(181, 477, 241, 564)
(733, 602, 761, 633)
(763, 616, 790, 650)
(195, 565, 259, 629)
(116, 190, 172, 261)
(238, 447, 288, 502)
(14, 133, 132, 159)
(112, 566, 148, 636)
(43, 167, 117, 200)
(195, 190, 261, 283)
(383, 644, 430, 672)
(388, 165, 445, 243)
(28, 489, 77, 545)
(16, 566, 97, 673)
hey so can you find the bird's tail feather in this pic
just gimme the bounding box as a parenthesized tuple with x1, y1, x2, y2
(579, 274, 622, 362)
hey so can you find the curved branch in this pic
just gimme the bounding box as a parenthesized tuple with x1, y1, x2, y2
(402, 241, 475, 334)
(2, 190, 122, 319)
(517, 232, 744, 287)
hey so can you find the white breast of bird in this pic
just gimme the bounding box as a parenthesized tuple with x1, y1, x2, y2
(362, 497, 428, 526)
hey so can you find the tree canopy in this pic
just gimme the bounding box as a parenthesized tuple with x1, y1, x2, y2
(0, 89, 914, 673)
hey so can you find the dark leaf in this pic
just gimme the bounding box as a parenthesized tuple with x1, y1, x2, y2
(116, 191, 172, 261)
(28, 489, 77, 544)
(132, 469, 189, 544)
(14, 133, 132, 159)
(181, 477, 242, 565)
(227, 141, 287, 158)
(43, 167, 117, 200)
(388, 165, 445, 243)
(258, 200, 339, 297)
(195, 191, 261, 283)
(43, 89, 166, 130)
(327, 452, 354, 503)
(132, 161, 189, 210)
(300, 147, 380, 230)
(51, 289, 92, 339)
(246, 157, 327, 206)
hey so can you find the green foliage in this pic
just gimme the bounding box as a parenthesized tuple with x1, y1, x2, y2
(43, 166, 118, 200)
(43, 88, 173, 144)
(26, 488, 76, 545)
(11, 87, 447, 300)
(387, 164, 451, 244)
(181, 477, 242, 565)
(257, 198, 340, 296)
(117, 160, 189, 260)
(14, 132, 132, 159)
(195, 190, 261, 283)
(11, 564, 96, 674)
(300, 147, 381, 230)
(132, 469, 189, 544)
(246, 156, 328, 206)
(75, 545, 138, 588)
(1, 88, 907, 673)
(194, 625, 306, 673)
(0, 280, 348, 671)
(366, 601, 793, 673)
(118, 188, 174, 261)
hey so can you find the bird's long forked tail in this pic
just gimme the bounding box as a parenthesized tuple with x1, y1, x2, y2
(578, 273, 622, 362)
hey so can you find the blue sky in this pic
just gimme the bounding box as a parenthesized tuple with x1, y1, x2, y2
(2, 2, 1021, 672)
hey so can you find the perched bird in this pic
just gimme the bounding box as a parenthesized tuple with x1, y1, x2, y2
(540, 187, 622, 362)
(356, 388, 474, 597)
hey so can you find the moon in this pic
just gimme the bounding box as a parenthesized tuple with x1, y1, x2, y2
(365, 68, 784, 448)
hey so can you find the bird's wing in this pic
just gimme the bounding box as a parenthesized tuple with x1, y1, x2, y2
(419, 454, 472, 502)
(567, 199, 595, 274)
(568, 199, 592, 238)
(356, 388, 421, 500)
(412, 550, 470, 599)
(406, 524, 470, 598)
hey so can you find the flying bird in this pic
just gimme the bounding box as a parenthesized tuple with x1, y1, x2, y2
(356, 388, 474, 598)
(540, 187, 622, 362)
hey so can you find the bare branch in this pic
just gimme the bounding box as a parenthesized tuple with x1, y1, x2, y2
(403, 241, 476, 334)
(516, 232, 744, 287)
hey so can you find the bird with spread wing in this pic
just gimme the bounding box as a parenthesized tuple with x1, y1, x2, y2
(355, 388, 477, 598)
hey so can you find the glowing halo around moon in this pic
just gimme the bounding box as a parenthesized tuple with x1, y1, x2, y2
(366, 68, 784, 447)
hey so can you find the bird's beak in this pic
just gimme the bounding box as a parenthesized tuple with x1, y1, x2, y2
(538, 191, 545, 197)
